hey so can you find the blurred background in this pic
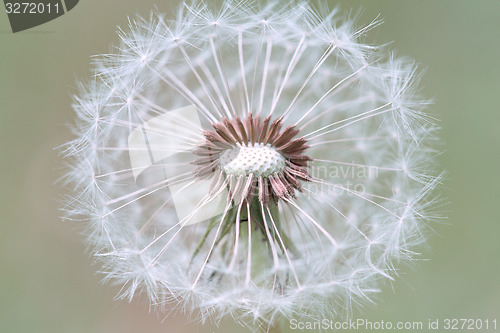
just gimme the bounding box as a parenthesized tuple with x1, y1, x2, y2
(1, 0, 498, 332)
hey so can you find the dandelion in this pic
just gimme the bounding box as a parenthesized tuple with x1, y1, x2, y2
(61, 1, 443, 331)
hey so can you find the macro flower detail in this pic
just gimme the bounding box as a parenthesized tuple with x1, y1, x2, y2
(61, 1, 443, 331)
(194, 113, 311, 205)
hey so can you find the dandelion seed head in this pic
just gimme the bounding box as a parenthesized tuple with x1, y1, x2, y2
(61, 0, 443, 330)
(219, 143, 286, 177)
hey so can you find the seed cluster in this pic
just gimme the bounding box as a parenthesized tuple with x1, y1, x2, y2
(193, 113, 311, 205)
(219, 143, 286, 178)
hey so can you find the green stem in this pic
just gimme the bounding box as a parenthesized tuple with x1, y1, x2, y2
(190, 198, 298, 272)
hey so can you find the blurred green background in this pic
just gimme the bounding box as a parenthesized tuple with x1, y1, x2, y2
(1, 1, 498, 332)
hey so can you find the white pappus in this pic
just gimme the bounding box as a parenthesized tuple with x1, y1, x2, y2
(60, 1, 444, 331)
